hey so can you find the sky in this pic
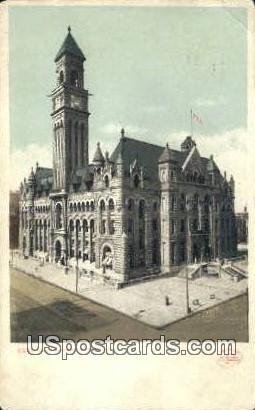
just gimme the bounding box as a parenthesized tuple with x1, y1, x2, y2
(9, 6, 248, 211)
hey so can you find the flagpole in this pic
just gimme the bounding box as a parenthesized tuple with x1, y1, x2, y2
(190, 108, 193, 137)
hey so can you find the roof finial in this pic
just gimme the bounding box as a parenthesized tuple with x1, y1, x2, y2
(68, 25, 71, 33)
(121, 128, 125, 138)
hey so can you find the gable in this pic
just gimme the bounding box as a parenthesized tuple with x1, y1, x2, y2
(182, 146, 203, 174)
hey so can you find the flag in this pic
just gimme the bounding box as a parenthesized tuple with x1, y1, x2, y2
(192, 112, 203, 125)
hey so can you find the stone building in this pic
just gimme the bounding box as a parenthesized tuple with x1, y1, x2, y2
(19, 28, 237, 284)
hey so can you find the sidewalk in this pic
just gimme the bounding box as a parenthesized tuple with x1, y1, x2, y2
(12, 255, 248, 328)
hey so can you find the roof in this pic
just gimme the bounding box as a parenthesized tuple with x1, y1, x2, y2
(35, 167, 53, 190)
(110, 136, 188, 181)
(158, 143, 171, 163)
(55, 27, 85, 62)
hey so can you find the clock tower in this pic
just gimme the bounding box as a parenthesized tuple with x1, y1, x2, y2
(51, 26, 89, 191)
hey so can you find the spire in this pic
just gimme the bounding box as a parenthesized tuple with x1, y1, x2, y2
(158, 142, 171, 163)
(93, 142, 104, 163)
(121, 128, 125, 139)
(55, 28, 85, 62)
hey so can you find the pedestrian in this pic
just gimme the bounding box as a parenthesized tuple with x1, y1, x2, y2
(165, 295, 170, 306)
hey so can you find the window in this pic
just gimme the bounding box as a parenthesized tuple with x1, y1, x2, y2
(134, 174, 140, 188)
(104, 175, 109, 188)
(193, 193, 199, 210)
(83, 220, 88, 233)
(70, 70, 79, 86)
(90, 219, 95, 234)
(101, 220, 106, 234)
(192, 219, 198, 231)
(90, 201, 94, 211)
(171, 195, 177, 211)
(55, 203, 62, 229)
(128, 218, 133, 234)
(171, 219, 176, 235)
(152, 219, 158, 231)
(100, 200, 105, 212)
(82, 202, 85, 212)
(86, 202, 90, 212)
(109, 220, 115, 235)
(59, 71, 64, 84)
(109, 198, 114, 211)
(127, 198, 134, 211)
(74, 123, 78, 165)
(139, 200, 145, 218)
(69, 220, 74, 231)
(171, 242, 176, 265)
(153, 202, 158, 211)
(180, 219, 185, 233)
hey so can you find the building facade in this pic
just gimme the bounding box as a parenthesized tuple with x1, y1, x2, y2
(10, 191, 20, 249)
(19, 28, 237, 284)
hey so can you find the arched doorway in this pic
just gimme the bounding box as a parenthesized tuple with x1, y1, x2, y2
(101, 245, 113, 271)
(55, 240, 62, 263)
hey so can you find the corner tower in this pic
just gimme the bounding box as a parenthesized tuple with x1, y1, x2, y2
(51, 27, 89, 191)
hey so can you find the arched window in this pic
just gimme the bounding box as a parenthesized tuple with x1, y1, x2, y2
(134, 174, 140, 188)
(90, 201, 94, 211)
(69, 220, 74, 231)
(90, 219, 95, 233)
(109, 198, 114, 211)
(100, 200, 105, 212)
(82, 202, 85, 212)
(104, 175, 109, 188)
(73, 203, 77, 212)
(77, 202, 81, 212)
(76, 219, 81, 232)
(83, 219, 88, 233)
(55, 203, 62, 229)
(86, 201, 90, 212)
(70, 70, 79, 87)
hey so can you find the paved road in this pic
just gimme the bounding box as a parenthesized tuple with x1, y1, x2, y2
(10, 268, 248, 342)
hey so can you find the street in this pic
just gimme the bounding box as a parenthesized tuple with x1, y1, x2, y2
(11, 268, 248, 342)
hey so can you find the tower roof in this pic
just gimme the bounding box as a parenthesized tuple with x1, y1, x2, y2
(55, 27, 85, 62)
(158, 143, 171, 163)
(93, 142, 104, 163)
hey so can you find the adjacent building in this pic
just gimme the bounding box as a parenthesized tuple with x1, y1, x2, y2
(19, 28, 237, 284)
